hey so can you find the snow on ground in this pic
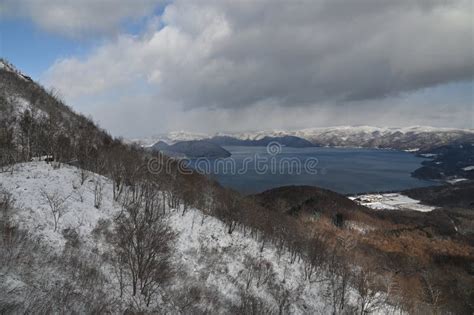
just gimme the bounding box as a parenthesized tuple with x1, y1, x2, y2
(349, 193, 435, 212)
(446, 178, 468, 184)
(0, 162, 118, 252)
(462, 166, 474, 171)
(169, 208, 332, 313)
(0, 162, 395, 313)
(0, 162, 331, 312)
(8, 96, 36, 116)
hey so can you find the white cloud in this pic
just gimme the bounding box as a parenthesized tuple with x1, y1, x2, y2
(40, 0, 474, 136)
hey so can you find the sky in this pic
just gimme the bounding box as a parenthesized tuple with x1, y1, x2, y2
(1, 0, 473, 138)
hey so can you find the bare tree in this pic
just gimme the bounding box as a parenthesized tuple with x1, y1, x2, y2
(234, 291, 274, 315)
(0, 186, 15, 243)
(215, 190, 241, 234)
(79, 167, 89, 185)
(0, 186, 14, 215)
(240, 255, 276, 291)
(269, 282, 303, 315)
(18, 109, 34, 161)
(0, 105, 18, 173)
(113, 183, 176, 308)
(302, 234, 328, 283)
(40, 189, 70, 232)
(93, 178, 103, 209)
(353, 268, 387, 315)
(325, 237, 354, 314)
(420, 271, 445, 314)
(72, 184, 85, 203)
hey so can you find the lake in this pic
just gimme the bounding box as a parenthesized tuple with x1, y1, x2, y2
(188, 146, 436, 195)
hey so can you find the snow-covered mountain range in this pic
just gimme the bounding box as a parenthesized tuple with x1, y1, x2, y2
(137, 126, 474, 151)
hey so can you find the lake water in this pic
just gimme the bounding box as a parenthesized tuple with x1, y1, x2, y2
(188, 146, 436, 195)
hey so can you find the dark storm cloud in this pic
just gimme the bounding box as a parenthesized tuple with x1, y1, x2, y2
(154, 0, 473, 109)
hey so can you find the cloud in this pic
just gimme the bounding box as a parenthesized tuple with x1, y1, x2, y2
(1, 0, 167, 36)
(80, 82, 474, 138)
(40, 0, 473, 135)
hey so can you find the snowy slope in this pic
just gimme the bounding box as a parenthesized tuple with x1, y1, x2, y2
(168, 208, 332, 313)
(2, 162, 394, 313)
(0, 162, 123, 313)
(0, 162, 398, 313)
(0, 162, 118, 251)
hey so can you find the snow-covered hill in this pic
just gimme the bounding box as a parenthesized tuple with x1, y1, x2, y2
(0, 162, 117, 252)
(0, 162, 392, 313)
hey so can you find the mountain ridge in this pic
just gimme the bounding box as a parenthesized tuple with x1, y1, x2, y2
(137, 126, 473, 151)
(150, 140, 232, 158)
